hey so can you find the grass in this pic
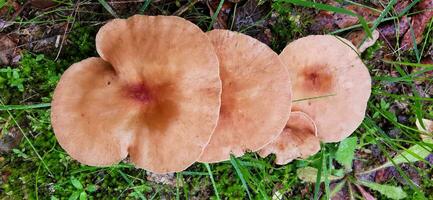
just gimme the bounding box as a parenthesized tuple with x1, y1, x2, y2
(0, 0, 433, 199)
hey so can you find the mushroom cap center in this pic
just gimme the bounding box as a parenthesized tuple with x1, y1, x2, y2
(122, 81, 180, 132)
(298, 65, 335, 94)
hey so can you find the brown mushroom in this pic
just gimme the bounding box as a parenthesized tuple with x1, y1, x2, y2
(279, 35, 371, 142)
(51, 15, 222, 173)
(258, 111, 320, 165)
(198, 30, 292, 163)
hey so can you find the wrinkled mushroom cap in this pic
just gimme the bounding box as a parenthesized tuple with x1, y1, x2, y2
(258, 111, 320, 165)
(279, 35, 371, 142)
(51, 15, 222, 173)
(198, 30, 292, 163)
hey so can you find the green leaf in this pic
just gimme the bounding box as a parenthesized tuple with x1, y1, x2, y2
(97, 0, 119, 18)
(359, 181, 407, 200)
(335, 137, 358, 170)
(204, 163, 221, 200)
(0, 0, 6, 9)
(71, 177, 83, 190)
(208, 0, 225, 31)
(297, 167, 342, 183)
(0, 103, 51, 111)
(86, 184, 97, 193)
(79, 191, 87, 200)
(389, 144, 432, 166)
(68, 191, 80, 200)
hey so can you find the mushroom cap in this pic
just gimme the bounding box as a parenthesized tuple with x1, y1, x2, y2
(279, 35, 371, 142)
(258, 111, 320, 165)
(198, 30, 292, 163)
(51, 15, 222, 173)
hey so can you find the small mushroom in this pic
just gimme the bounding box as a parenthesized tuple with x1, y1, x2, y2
(258, 111, 320, 165)
(51, 15, 222, 173)
(279, 35, 371, 142)
(198, 30, 292, 163)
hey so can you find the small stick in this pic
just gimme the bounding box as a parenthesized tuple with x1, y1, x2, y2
(173, 0, 201, 16)
(55, 0, 80, 60)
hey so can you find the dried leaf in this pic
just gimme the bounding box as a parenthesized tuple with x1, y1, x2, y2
(334, 5, 379, 28)
(401, 0, 433, 50)
(297, 167, 342, 183)
(378, 16, 410, 39)
(0, 34, 20, 65)
(310, 11, 336, 32)
(346, 30, 380, 53)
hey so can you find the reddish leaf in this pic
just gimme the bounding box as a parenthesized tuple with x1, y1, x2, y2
(401, 0, 433, 50)
(378, 16, 410, 39)
(311, 11, 336, 32)
(0, 34, 20, 65)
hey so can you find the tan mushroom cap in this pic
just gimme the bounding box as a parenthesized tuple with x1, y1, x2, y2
(258, 111, 320, 165)
(279, 35, 371, 143)
(198, 30, 292, 163)
(51, 15, 222, 173)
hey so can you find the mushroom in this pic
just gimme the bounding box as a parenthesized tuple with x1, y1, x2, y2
(198, 30, 292, 163)
(258, 111, 320, 165)
(51, 15, 222, 173)
(279, 35, 371, 142)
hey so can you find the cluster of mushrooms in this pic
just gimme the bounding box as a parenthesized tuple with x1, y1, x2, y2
(51, 15, 371, 174)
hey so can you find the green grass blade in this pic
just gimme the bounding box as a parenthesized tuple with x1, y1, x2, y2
(204, 163, 221, 200)
(0, 103, 51, 111)
(117, 170, 146, 200)
(207, 0, 225, 31)
(313, 145, 324, 200)
(371, 0, 397, 30)
(408, 23, 421, 62)
(230, 155, 253, 200)
(0, 0, 6, 9)
(139, 0, 152, 14)
(98, 0, 119, 18)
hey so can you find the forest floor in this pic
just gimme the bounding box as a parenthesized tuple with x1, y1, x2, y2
(0, 0, 433, 199)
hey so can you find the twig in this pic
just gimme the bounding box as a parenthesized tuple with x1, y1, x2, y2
(54, 0, 80, 60)
(173, 0, 201, 16)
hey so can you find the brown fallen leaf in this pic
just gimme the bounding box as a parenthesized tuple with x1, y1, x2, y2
(310, 11, 336, 32)
(0, 127, 23, 154)
(378, 16, 410, 39)
(394, 0, 412, 14)
(0, 34, 20, 65)
(334, 5, 380, 29)
(401, 0, 433, 50)
(346, 29, 380, 53)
